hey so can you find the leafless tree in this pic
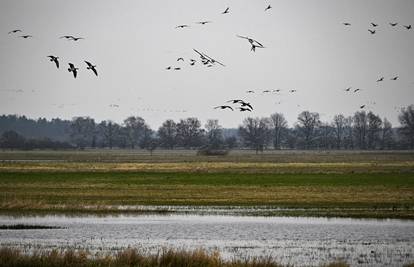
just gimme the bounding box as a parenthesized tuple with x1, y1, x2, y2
(398, 105, 414, 148)
(381, 118, 393, 150)
(296, 111, 320, 149)
(367, 112, 382, 149)
(157, 119, 177, 149)
(332, 114, 346, 149)
(353, 111, 367, 149)
(205, 119, 224, 149)
(238, 117, 271, 153)
(269, 113, 288, 149)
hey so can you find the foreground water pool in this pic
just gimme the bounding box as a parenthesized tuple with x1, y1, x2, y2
(0, 214, 413, 266)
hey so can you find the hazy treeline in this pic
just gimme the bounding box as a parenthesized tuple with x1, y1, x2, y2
(1, 105, 413, 151)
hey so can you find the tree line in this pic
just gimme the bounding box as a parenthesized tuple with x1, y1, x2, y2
(1, 105, 413, 151)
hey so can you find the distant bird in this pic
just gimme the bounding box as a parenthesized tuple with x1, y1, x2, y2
(389, 22, 398, 27)
(345, 87, 351, 92)
(343, 22, 351, 26)
(196, 21, 212, 25)
(273, 89, 281, 92)
(377, 77, 384, 82)
(390, 76, 398, 81)
(47, 56, 59, 69)
(238, 107, 252, 112)
(354, 88, 361, 92)
(166, 66, 172, 70)
(371, 23, 378, 27)
(289, 89, 296, 93)
(368, 29, 376, 34)
(227, 99, 244, 104)
(109, 104, 119, 108)
(404, 25, 412, 30)
(71, 37, 84, 41)
(193, 49, 225, 67)
(190, 61, 195, 66)
(84, 61, 98, 76)
(246, 90, 255, 93)
(8, 29, 21, 34)
(262, 90, 271, 93)
(19, 35, 32, 39)
(237, 35, 265, 52)
(174, 67, 181, 70)
(215, 105, 233, 111)
(176, 25, 189, 29)
(240, 101, 253, 110)
(60, 35, 74, 40)
(68, 63, 78, 78)
(360, 105, 366, 109)
(265, 4, 272, 11)
(222, 7, 230, 14)
(177, 57, 184, 61)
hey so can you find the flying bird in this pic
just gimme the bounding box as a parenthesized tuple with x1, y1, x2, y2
(8, 29, 21, 34)
(343, 23, 351, 26)
(368, 29, 376, 34)
(273, 89, 281, 92)
(215, 105, 233, 111)
(68, 63, 79, 78)
(177, 57, 184, 61)
(389, 22, 398, 27)
(345, 87, 351, 92)
(360, 105, 366, 109)
(390, 76, 398, 80)
(238, 107, 252, 112)
(71, 37, 84, 41)
(227, 99, 244, 104)
(246, 90, 255, 93)
(85, 61, 98, 76)
(262, 90, 271, 93)
(404, 25, 412, 30)
(174, 67, 181, 70)
(371, 23, 378, 27)
(176, 25, 189, 29)
(377, 77, 384, 82)
(166, 66, 172, 70)
(240, 101, 253, 110)
(354, 88, 361, 92)
(19, 35, 32, 39)
(60, 35, 74, 40)
(47, 56, 59, 69)
(193, 49, 225, 67)
(265, 4, 272, 11)
(222, 7, 230, 14)
(196, 21, 212, 25)
(237, 35, 265, 52)
(289, 89, 297, 93)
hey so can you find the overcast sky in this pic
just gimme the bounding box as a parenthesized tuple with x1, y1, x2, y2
(0, 0, 413, 128)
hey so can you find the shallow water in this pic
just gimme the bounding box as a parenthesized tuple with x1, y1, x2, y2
(0, 214, 413, 267)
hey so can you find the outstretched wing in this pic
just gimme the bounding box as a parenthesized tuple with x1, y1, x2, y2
(92, 67, 98, 76)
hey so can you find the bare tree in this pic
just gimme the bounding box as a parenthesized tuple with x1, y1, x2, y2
(157, 119, 177, 149)
(318, 122, 334, 149)
(205, 119, 224, 149)
(238, 117, 271, 154)
(296, 111, 320, 149)
(123, 116, 147, 149)
(98, 120, 120, 149)
(176, 118, 204, 148)
(269, 113, 287, 149)
(398, 105, 414, 149)
(332, 114, 346, 149)
(343, 116, 354, 149)
(381, 118, 393, 150)
(69, 117, 96, 149)
(367, 112, 382, 149)
(353, 111, 367, 149)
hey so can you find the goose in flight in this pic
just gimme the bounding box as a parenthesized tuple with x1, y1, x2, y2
(8, 29, 22, 34)
(371, 23, 378, 27)
(19, 35, 32, 39)
(68, 63, 79, 78)
(246, 90, 255, 93)
(47, 56, 59, 69)
(196, 21, 212, 25)
(389, 22, 398, 27)
(360, 105, 366, 109)
(60, 35, 74, 40)
(237, 35, 265, 52)
(343, 22, 351, 26)
(238, 107, 252, 112)
(193, 49, 225, 66)
(354, 88, 361, 92)
(273, 89, 281, 92)
(71, 37, 84, 41)
(345, 87, 351, 92)
(377, 77, 384, 82)
(215, 105, 233, 111)
(166, 66, 172, 70)
(368, 29, 376, 34)
(177, 57, 184, 61)
(174, 67, 181, 70)
(176, 25, 189, 29)
(265, 4, 272, 11)
(404, 25, 412, 30)
(222, 7, 230, 14)
(263, 90, 271, 93)
(240, 101, 253, 110)
(85, 61, 98, 76)
(227, 99, 244, 104)
(289, 89, 297, 93)
(390, 76, 398, 80)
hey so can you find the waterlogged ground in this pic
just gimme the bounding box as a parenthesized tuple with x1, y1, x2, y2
(0, 214, 413, 267)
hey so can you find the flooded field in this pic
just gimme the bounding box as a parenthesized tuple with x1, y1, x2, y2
(1, 214, 413, 266)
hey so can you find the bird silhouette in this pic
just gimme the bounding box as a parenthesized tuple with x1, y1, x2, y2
(265, 4, 272, 11)
(377, 77, 384, 82)
(371, 23, 378, 27)
(246, 90, 255, 93)
(19, 35, 32, 39)
(196, 21, 212, 25)
(47, 56, 59, 69)
(368, 29, 376, 34)
(71, 37, 84, 41)
(289, 89, 297, 93)
(177, 57, 184, 61)
(85, 61, 98, 76)
(238, 107, 252, 112)
(215, 105, 233, 111)
(60, 35, 74, 40)
(166, 66, 171, 70)
(343, 23, 351, 26)
(193, 49, 225, 67)
(237, 35, 265, 52)
(262, 90, 271, 93)
(360, 105, 366, 109)
(354, 88, 361, 92)
(273, 89, 281, 93)
(190, 61, 195, 66)
(176, 25, 189, 29)
(174, 67, 181, 70)
(345, 87, 351, 92)
(240, 101, 253, 110)
(8, 29, 22, 34)
(68, 63, 79, 78)
(222, 7, 230, 14)
(404, 25, 412, 30)
(227, 99, 244, 104)
(391, 76, 398, 80)
(389, 22, 398, 27)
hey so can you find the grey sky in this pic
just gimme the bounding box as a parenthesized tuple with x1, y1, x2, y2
(0, 0, 413, 128)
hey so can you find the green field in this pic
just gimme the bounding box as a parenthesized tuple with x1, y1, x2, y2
(0, 150, 413, 218)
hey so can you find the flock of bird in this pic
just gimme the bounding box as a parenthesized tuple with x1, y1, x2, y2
(8, 30, 98, 79)
(215, 99, 254, 112)
(343, 21, 412, 35)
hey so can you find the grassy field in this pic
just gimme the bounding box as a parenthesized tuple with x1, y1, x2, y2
(0, 150, 413, 218)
